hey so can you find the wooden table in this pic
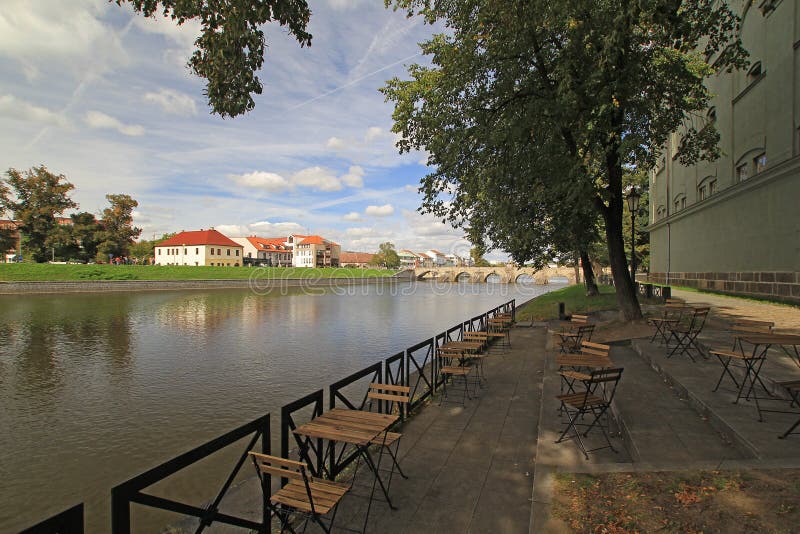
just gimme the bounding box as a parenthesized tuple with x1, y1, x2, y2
(293, 408, 399, 528)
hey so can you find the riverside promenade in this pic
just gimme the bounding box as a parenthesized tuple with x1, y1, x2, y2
(178, 291, 800, 533)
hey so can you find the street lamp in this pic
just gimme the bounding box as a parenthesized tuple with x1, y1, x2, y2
(626, 187, 641, 281)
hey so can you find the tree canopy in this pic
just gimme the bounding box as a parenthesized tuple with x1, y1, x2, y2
(115, 0, 313, 117)
(1, 166, 78, 262)
(369, 242, 401, 269)
(97, 194, 142, 258)
(382, 0, 747, 319)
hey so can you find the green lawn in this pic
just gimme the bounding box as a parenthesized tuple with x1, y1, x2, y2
(516, 284, 619, 321)
(0, 264, 399, 281)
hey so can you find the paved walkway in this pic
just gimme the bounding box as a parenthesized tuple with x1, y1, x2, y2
(177, 291, 800, 533)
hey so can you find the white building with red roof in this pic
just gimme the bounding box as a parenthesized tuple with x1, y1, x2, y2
(291, 235, 341, 267)
(231, 236, 292, 266)
(154, 229, 243, 267)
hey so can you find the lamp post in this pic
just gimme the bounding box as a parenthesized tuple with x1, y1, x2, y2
(626, 187, 641, 281)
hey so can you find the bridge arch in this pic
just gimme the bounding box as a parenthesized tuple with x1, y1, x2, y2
(415, 270, 438, 280)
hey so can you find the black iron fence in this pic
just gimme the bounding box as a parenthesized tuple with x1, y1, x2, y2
(110, 413, 270, 534)
(24, 299, 517, 533)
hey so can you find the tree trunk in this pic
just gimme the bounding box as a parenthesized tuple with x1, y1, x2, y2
(572, 251, 582, 285)
(580, 249, 599, 296)
(598, 146, 642, 321)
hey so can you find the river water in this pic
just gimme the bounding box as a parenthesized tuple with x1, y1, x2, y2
(0, 280, 562, 532)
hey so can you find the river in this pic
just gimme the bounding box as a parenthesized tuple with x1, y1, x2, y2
(0, 279, 562, 532)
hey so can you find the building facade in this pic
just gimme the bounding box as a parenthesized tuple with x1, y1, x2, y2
(292, 235, 340, 267)
(340, 251, 375, 268)
(155, 229, 243, 266)
(647, 0, 800, 303)
(231, 237, 292, 266)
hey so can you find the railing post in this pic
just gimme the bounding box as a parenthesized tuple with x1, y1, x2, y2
(511, 299, 516, 321)
(111, 486, 131, 534)
(262, 415, 271, 533)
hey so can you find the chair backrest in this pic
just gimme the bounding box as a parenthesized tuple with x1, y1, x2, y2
(587, 367, 624, 403)
(571, 314, 589, 324)
(437, 346, 463, 364)
(581, 340, 610, 359)
(688, 307, 710, 332)
(463, 331, 487, 342)
(732, 319, 773, 335)
(249, 452, 308, 483)
(367, 383, 410, 415)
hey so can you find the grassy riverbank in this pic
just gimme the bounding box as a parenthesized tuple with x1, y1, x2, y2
(0, 264, 399, 281)
(516, 284, 618, 321)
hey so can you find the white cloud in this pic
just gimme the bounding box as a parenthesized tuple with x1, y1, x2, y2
(346, 227, 375, 237)
(84, 110, 145, 136)
(216, 220, 305, 238)
(364, 126, 384, 142)
(228, 171, 291, 192)
(131, 12, 200, 53)
(365, 204, 395, 217)
(327, 0, 367, 9)
(292, 166, 342, 192)
(343, 212, 362, 221)
(340, 165, 365, 188)
(326, 136, 347, 150)
(144, 88, 197, 116)
(403, 184, 419, 193)
(0, 94, 68, 127)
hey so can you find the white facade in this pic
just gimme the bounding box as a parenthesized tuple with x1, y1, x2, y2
(154, 244, 242, 266)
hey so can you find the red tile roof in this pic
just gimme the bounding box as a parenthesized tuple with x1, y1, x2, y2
(245, 236, 289, 251)
(340, 252, 375, 264)
(158, 229, 241, 247)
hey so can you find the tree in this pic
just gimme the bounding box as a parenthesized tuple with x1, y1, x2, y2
(97, 194, 142, 258)
(383, 0, 747, 320)
(115, 0, 313, 117)
(369, 242, 401, 268)
(1, 165, 78, 262)
(469, 246, 491, 267)
(0, 182, 17, 256)
(70, 212, 103, 262)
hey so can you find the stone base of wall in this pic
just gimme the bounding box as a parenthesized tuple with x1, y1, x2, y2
(648, 272, 800, 304)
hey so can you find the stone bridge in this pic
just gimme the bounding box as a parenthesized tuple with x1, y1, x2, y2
(410, 265, 578, 284)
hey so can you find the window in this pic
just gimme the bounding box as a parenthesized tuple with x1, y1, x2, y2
(217, 248, 222, 255)
(184, 248, 187, 255)
(737, 163, 749, 182)
(227, 249, 231, 256)
(195, 248, 199, 254)
(754, 153, 767, 174)
(235, 250, 239, 257)
(709, 180, 717, 195)
(674, 199, 680, 211)
(681, 198, 687, 210)
(699, 185, 707, 200)
(158, 249, 161, 255)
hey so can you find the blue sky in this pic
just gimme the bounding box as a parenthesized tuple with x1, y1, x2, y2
(0, 0, 504, 261)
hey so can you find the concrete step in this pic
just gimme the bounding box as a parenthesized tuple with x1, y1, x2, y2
(608, 344, 748, 464)
(631, 339, 800, 460)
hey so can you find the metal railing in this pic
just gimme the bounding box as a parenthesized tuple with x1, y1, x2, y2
(281, 390, 324, 478)
(110, 413, 271, 534)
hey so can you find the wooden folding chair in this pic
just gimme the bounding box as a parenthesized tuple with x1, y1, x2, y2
(365, 383, 411, 489)
(555, 367, 624, 460)
(249, 452, 350, 534)
(557, 341, 612, 396)
(777, 380, 800, 439)
(666, 307, 710, 361)
(437, 347, 473, 406)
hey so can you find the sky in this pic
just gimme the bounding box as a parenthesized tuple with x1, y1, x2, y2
(0, 0, 504, 261)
